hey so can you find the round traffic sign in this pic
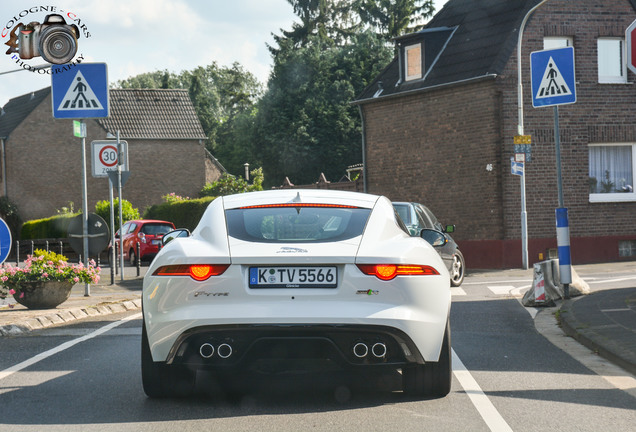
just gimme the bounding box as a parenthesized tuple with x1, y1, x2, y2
(99, 145, 118, 167)
(67, 213, 110, 257)
(0, 217, 12, 264)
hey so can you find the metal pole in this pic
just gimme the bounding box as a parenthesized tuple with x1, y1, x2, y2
(554, 106, 564, 208)
(109, 177, 115, 285)
(117, 130, 124, 281)
(80, 120, 90, 296)
(517, 0, 549, 270)
(553, 105, 571, 299)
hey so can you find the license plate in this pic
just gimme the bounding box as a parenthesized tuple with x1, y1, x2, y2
(249, 266, 337, 288)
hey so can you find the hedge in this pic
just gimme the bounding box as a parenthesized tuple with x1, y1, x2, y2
(143, 196, 216, 232)
(20, 213, 79, 240)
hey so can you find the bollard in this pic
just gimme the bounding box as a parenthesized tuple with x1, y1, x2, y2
(136, 241, 141, 276)
(59, 241, 63, 256)
(114, 243, 118, 275)
(30, 241, 34, 256)
(46, 240, 49, 252)
(15, 241, 19, 265)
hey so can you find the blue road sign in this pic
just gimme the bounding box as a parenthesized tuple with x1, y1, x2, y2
(51, 63, 109, 118)
(511, 159, 524, 176)
(0, 217, 12, 264)
(531, 47, 576, 108)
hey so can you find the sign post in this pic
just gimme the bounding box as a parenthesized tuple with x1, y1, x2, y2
(52, 63, 109, 296)
(531, 47, 576, 298)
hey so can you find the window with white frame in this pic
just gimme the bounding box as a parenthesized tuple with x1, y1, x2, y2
(589, 144, 635, 202)
(405, 43, 422, 81)
(543, 36, 572, 49)
(597, 38, 626, 83)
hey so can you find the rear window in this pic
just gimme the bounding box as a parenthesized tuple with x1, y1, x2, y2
(226, 205, 371, 243)
(141, 223, 174, 235)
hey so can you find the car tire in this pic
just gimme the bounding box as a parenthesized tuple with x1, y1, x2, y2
(450, 251, 465, 287)
(129, 249, 137, 267)
(403, 320, 451, 398)
(141, 323, 169, 398)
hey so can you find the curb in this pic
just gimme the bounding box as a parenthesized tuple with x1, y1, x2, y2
(0, 298, 142, 337)
(559, 297, 636, 376)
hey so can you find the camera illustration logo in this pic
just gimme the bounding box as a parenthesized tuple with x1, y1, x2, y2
(5, 13, 79, 64)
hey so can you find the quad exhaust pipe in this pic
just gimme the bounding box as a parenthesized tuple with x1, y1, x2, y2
(199, 342, 233, 359)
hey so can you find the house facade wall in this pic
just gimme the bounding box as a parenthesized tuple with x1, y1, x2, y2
(362, 80, 506, 267)
(362, 0, 636, 268)
(496, 0, 636, 266)
(4, 93, 213, 223)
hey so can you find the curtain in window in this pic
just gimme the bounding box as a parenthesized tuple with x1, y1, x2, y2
(589, 146, 633, 193)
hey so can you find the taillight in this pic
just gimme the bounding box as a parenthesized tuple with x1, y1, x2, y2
(356, 264, 439, 281)
(153, 264, 229, 281)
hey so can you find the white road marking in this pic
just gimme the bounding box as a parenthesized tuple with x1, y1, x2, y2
(487, 285, 516, 296)
(451, 287, 467, 296)
(588, 276, 636, 284)
(452, 349, 513, 432)
(0, 313, 142, 382)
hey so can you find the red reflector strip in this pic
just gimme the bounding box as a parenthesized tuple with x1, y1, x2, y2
(356, 264, 439, 281)
(238, 203, 359, 209)
(153, 264, 229, 281)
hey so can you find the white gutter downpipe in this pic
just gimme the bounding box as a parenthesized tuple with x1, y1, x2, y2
(517, 0, 550, 270)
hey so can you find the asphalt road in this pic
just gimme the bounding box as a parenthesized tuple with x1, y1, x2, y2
(1, 269, 635, 432)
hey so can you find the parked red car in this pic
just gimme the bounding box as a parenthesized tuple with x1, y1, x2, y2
(110, 220, 175, 266)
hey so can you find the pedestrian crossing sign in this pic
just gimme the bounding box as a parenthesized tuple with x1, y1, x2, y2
(530, 47, 576, 108)
(51, 63, 109, 118)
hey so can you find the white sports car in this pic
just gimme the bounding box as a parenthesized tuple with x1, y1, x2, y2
(142, 189, 452, 398)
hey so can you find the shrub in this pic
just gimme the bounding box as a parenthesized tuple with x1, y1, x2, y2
(200, 167, 264, 197)
(143, 196, 214, 232)
(20, 214, 77, 240)
(0, 196, 22, 241)
(95, 198, 140, 233)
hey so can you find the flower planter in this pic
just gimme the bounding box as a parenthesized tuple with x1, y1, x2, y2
(13, 280, 74, 309)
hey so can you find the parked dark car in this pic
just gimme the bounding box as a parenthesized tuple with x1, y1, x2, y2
(109, 219, 175, 266)
(392, 202, 465, 287)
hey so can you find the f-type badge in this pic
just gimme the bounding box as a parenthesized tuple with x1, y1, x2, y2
(356, 289, 379, 296)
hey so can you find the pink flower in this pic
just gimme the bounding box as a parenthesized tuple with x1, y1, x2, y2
(73, 277, 79, 283)
(1, 276, 7, 282)
(42, 272, 48, 278)
(19, 292, 24, 298)
(8, 289, 15, 295)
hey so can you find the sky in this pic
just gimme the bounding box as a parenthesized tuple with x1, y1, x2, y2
(0, 0, 448, 107)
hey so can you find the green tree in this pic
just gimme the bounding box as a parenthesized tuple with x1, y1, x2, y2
(115, 62, 262, 164)
(94, 198, 140, 234)
(255, 31, 392, 186)
(200, 168, 264, 197)
(356, 0, 434, 39)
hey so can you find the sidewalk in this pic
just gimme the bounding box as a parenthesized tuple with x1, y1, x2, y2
(559, 286, 636, 376)
(0, 266, 145, 336)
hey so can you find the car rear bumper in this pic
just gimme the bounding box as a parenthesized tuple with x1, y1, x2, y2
(164, 324, 425, 371)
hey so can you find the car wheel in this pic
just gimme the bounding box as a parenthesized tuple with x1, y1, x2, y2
(129, 249, 137, 267)
(141, 324, 169, 398)
(403, 320, 451, 398)
(450, 251, 465, 287)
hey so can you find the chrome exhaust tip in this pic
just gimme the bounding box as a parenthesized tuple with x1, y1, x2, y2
(353, 342, 369, 358)
(199, 343, 215, 358)
(217, 343, 233, 359)
(371, 342, 387, 358)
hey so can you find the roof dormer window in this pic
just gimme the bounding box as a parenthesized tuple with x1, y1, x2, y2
(405, 43, 423, 81)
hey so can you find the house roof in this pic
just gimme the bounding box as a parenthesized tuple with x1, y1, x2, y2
(0, 87, 51, 138)
(355, 0, 546, 102)
(0, 87, 207, 140)
(98, 89, 207, 140)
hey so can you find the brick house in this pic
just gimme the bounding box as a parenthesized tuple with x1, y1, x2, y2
(355, 0, 636, 268)
(0, 87, 224, 223)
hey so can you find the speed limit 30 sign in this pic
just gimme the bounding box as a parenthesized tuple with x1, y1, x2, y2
(91, 140, 129, 177)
